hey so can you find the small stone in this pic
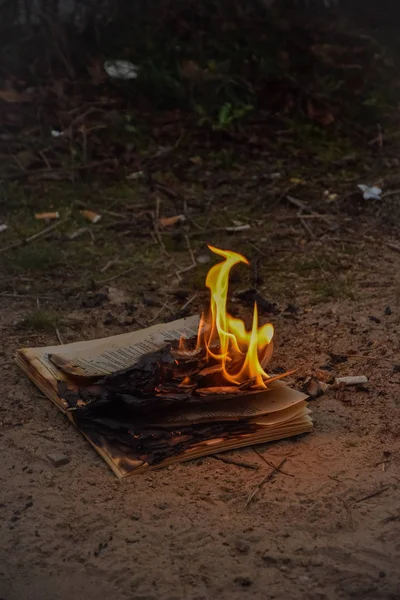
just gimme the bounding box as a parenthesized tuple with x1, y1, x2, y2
(234, 576, 252, 587)
(384, 306, 392, 316)
(369, 315, 381, 324)
(47, 452, 70, 467)
(235, 539, 250, 554)
(197, 254, 210, 265)
(262, 553, 279, 565)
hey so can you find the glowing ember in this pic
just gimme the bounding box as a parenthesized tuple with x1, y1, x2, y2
(183, 246, 275, 389)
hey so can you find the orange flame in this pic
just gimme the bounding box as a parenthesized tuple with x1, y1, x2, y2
(196, 245, 274, 388)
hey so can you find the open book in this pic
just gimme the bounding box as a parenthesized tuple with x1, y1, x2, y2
(16, 316, 313, 478)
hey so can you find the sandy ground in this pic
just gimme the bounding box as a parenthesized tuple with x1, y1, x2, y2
(1, 206, 400, 600)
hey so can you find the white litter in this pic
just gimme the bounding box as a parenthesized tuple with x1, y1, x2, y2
(357, 184, 382, 200)
(104, 60, 139, 80)
(0, 224, 8, 233)
(335, 375, 368, 386)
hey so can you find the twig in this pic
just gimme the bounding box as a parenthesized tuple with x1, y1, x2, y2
(338, 496, 355, 531)
(100, 259, 118, 273)
(0, 219, 65, 254)
(386, 242, 400, 254)
(381, 190, 400, 199)
(1, 160, 116, 180)
(286, 195, 309, 211)
(0, 293, 54, 299)
(247, 242, 268, 258)
(96, 266, 136, 285)
(155, 197, 161, 220)
(185, 234, 196, 266)
(353, 486, 391, 504)
(245, 457, 287, 508)
(181, 293, 198, 313)
(299, 217, 316, 239)
(274, 214, 337, 221)
(212, 454, 260, 470)
(148, 302, 171, 324)
(252, 447, 294, 476)
(55, 328, 64, 345)
(328, 474, 342, 483)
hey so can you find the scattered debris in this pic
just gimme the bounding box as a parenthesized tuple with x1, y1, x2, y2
(384, 306, 392, 316)
(104, 60, 139, 80)
(334, 375, 368, 386)
(357, 184, 382, 200)
(212, 454, 259, 470)
(67, 227, 88, 240)
(51, 129, 64, 138)
(369, 315, 381, 324)
(386, 241, 400, 254)
(245, 457, 287, 508)
(47, 452, 70, 467)
(35, 212, 60, 220)
(55, 328, 64, 345)
(353, 486, 390, 504)
(0, 88, 31, 103)
(81, 292, 108, 308)
(180, 293, 198, 313)
(159, 214, 185, 228)
(314, 369, 333, 383)
(107, 286, 131, 306)
(284, 304, 299, 315)
(126, 170, 144, 181)
(302, 377, 330, 398)
(392, 365, 400, 373)
(226, 224, 251, 233)
(375, 451, 392, 472)
(323, 190, 338, 202)
(197, 253, 210, 265)
(0, 224, 7, 233)
(236, 289, 279, 314)
(328, 352, 348, 364)
(0, 219, 65, 254)
(80, 210, 102, 224)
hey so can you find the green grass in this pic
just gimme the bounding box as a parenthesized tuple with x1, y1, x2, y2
(311, 280, 356, 303)
(20, 309, 64, 333)
(1, 243, 63, 273)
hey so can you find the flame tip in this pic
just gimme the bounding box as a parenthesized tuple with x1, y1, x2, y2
(197, 245, 274, 387)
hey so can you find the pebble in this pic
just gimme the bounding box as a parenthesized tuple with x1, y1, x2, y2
(47, 452, 70, 467)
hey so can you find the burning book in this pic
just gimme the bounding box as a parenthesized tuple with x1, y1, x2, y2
(16, 246, 313, 478)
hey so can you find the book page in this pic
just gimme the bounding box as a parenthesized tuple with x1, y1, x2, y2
(18, 315, 199, 379)
(149, 385, 308, 426)
(49, 315, 199, 377)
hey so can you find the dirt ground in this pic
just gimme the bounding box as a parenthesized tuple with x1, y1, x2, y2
(0, 171, 400, 600)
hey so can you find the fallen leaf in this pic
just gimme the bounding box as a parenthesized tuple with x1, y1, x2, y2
(180, 60, 203, 81)
(0, 89, 31, 103)
(159, 214, 185, 228)
(107, 287, 131, 306)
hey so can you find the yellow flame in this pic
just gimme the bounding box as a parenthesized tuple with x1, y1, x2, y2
(197, 245, 274, 388)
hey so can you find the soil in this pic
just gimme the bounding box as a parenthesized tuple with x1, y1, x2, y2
(0, 175, 400, 600)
